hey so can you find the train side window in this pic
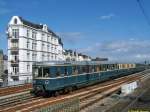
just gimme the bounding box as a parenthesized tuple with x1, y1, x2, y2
(92, 66, 94, 72)
(89, 65, 91, 72)
(56, 67, 61, 77)
(64, 66, 67, 76)
(86, 65, 89, 73)
(43, 67, 49, 77)
(82, 65, 86, 73)
(49, 66, 57, 77)
(72, 66, 77, 75)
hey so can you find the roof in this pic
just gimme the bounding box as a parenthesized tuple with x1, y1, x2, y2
(58, 38, 63, 46)
(19, 17, 43, 29)
(18, 16, 58, 37)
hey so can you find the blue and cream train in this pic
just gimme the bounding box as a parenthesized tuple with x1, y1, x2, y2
(32, 61, 146, 96)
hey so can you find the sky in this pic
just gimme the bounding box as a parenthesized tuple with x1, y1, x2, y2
(0, 0, 150, 63)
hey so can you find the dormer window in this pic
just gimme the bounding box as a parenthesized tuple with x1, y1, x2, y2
(43, 24, 47, 31)
(14, 18, 17, 24)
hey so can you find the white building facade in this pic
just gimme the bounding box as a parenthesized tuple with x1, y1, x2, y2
(7, 16, 64, 82)
(64, 49, 91, 61)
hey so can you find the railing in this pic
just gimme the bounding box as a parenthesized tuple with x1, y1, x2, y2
(11, 59, 19, 64)
(11, 45, 19, 49)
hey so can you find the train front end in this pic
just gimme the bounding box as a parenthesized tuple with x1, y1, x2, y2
(31, 65, 48, 96)
(32, 78, 47, 96)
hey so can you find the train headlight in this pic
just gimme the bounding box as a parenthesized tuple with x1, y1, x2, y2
(45, 80, 49, 84)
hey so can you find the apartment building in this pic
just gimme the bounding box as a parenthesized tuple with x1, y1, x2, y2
(7, 16, 64, 82)
(64, 49, 91, 61)
(0, 50, 3, 80)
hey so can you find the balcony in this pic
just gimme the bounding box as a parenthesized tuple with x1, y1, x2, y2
(11, 50, 19, 55)
(11, 59, 19, 66)
(11, 72, 19, 76)
(10, 45, 19, 50)
(8, 34, 19, 39)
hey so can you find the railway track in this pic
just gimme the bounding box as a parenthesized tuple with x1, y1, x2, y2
(0, 83, 32, 97)
(0, 70, 148, 112)
(0, 92, 41, 109)
(80, 71, 150, 111)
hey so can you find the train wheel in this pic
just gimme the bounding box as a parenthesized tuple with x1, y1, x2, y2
(68, 87, 73, 93)
(64, 88, 68, 94)
(73, 86, 78, 91)
(54, 91, 59, 97)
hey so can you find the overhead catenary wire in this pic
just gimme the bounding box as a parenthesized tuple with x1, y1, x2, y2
(136, 0, 150, 27)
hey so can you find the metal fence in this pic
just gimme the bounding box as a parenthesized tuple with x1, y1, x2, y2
(37, 98, 80, 112)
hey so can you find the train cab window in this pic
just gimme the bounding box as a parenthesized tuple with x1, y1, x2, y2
(32, 67, 39, 78)
(43, 67, 49, 77)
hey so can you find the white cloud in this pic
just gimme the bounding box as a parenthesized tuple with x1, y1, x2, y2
(79, 39, 150, 63)
(99, 13, 115, 20)
(135, 54, 150, 59)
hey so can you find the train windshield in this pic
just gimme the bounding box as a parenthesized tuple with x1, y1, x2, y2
(33, 66, 50, 78)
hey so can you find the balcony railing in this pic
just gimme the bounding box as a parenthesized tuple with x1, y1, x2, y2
(10, 45, 19, 50)
(8, 34, 19, 39)
(11, 59, 19, 64)
(11, 72, 19, 76)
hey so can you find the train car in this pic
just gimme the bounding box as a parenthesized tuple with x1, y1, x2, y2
(32, 61, 146, 96)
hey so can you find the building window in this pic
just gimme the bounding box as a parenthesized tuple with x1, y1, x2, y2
(47, 44, 49, 51)
(14, 18, 17, 24)
(12, 67, 19, 74)
(27, 39, 30, 49)
(32, 31, 36, 39)
(32, 52, 37, 61)
(42, 53, 44, 61)
(27, 52, 30, 60)
(11, 42, 18, 48)
(42, 33, 45, 41)
(27, 63, 30, 72)
(32, 41, 36, 50)
(47, 35, 50, 42)
(12, 29, 19, 38)
(27, 29, 30, 37)
(55, 55, 57, 60)
(51, 54, 53, 60)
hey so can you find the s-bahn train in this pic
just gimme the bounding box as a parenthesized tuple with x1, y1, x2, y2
(32, 61, 146, 96)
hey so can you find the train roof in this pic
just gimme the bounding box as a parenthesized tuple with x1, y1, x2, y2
(32, 61, 135, 67)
